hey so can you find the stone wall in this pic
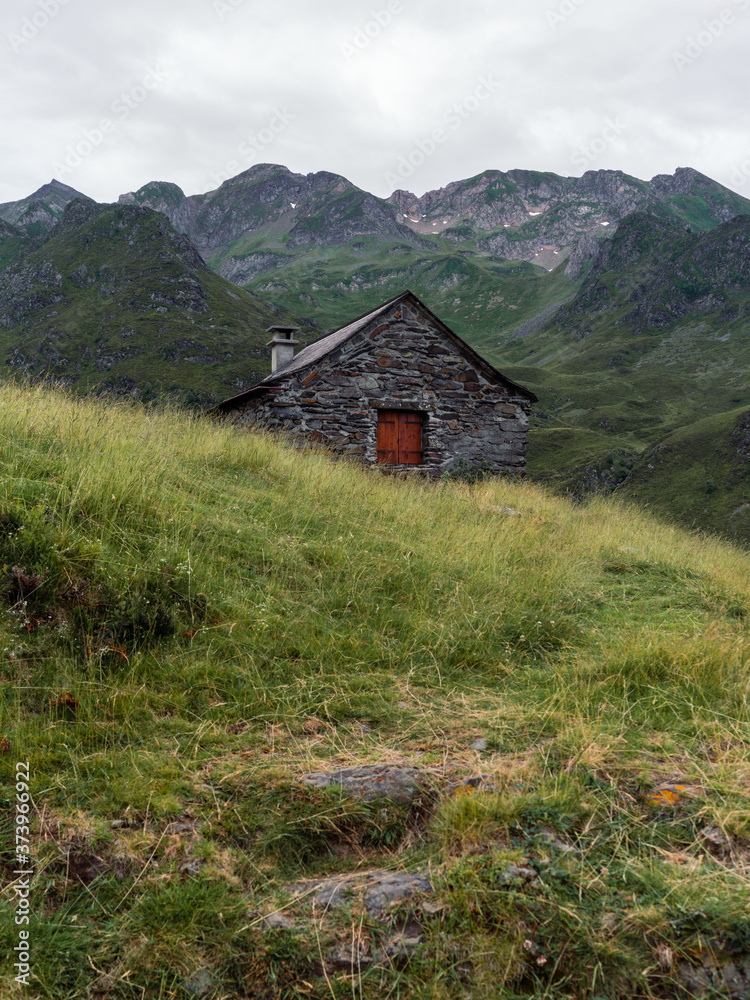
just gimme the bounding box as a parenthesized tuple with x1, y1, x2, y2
(224, 300, 532, 474)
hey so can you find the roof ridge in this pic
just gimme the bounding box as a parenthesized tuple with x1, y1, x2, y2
(211, 290, 536, 413)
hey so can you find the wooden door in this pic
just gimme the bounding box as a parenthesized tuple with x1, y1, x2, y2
(399, 411, 423, 465)
(376, 410, 422, 465)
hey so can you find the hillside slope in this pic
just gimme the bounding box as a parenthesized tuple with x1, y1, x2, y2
(2, 384, 750, 998)
(615, 406, 750, 542)
(0, 199, 317, 404)
(490, 213, 750, 512)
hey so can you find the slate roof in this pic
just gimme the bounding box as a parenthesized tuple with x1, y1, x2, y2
(212, 290, 536, 411)
(263, 297, 398, 382)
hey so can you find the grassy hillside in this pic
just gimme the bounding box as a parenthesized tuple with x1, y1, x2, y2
(616, 406, 750, 543)
(228, 233, 575, 344)
(0, 220, 31, 271)
(2, 384, 750, 998)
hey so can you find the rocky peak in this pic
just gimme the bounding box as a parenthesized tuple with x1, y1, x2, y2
(119, 162, 411, 253)
(0, 179, 92, 230)
(649, 166, 716, 195)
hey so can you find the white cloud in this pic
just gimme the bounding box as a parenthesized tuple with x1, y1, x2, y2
(1, 0, 750, 204)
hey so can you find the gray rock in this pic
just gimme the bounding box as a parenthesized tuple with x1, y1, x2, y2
(565, 231, 602, 279)
(262, 911, 296, 931)
(287, 875, 355, 910)
(382, 922, 426, 963)
(678, 959, 750, 999)
(471, 738, 488, 752)
(288, 869, 433, 916)
(328, 940, 373, 971)
(701, 825, 730, 851)
(497, 864, 539, 887)
(165, 821, 199, 835)
(179, 858, 206, 877)
(182, 969, 214, 997)
(300, 764, 427, 806)
(539, 828, 577, 854)
(363, 871, 433, 915)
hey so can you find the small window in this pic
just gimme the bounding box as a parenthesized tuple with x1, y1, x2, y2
(376, 410, 422, 465)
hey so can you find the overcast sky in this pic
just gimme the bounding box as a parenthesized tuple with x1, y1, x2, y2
(3, 0, 750, 205)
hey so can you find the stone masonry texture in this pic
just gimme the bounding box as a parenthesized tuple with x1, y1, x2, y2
(222, 297, 533, 475)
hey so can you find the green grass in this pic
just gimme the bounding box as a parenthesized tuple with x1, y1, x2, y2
(617, 406, 750, 543)
(2, 383, 750, 997)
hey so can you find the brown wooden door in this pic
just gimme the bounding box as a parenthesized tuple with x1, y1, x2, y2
(376, 410, 399, 464)
(399, 411, 423, 465)
(376, 410, 422, 465)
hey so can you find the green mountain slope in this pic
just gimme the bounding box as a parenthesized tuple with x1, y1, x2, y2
(236, 233, 576, 344)
(3, 383, 750, 998)
(616, 406, 750, 543)
(487, 213, 750, 515)
(0, 199, 317, 404)
(0, 218, 31, 270)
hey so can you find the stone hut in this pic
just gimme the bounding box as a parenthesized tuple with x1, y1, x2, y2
(213, 291, 536, 475)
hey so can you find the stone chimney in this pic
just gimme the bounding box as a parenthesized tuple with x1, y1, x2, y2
(266, 326, 299, 373)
